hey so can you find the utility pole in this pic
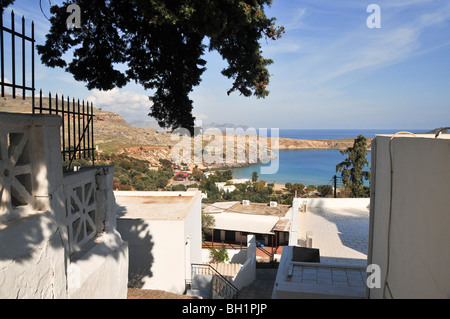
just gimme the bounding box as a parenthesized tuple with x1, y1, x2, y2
(334, 175, 337, 198)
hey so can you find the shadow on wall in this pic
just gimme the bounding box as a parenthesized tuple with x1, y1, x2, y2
(0, 212, 60, 263)
(0, 156, 66, 264)
(0, 164, 128, 265)
(230, 249, 247, 264)
(115, 204, 154, 289)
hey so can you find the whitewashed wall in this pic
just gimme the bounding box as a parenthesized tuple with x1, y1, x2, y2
(0, 113, 128, 299)
(232, 234, 256, 290)
(116, 191, 202, 295)
(368, 135, 450, 298)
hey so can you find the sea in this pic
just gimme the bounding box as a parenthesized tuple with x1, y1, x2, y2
(231, 128, 422, 186)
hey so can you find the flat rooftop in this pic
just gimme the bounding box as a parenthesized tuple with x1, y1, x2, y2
(298, 206, 369, 266)
(273, 198, 370, 298)
(273, 246, 366, 299)
(114, 191, 200, 221)
(203, 201, 292, 234)
(203, 201, 290, 217)
(213, 213, 280, 235)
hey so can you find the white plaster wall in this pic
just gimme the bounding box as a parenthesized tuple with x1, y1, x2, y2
(118, 218, 184, 293)
(232, 234, 256, 290)
(183, 192, 202, 277)
(0, 212, 66, 298)
(368, 136, 450, 298)
(68, 231, 129, 299)
(289, 198, 300, 246)
(116, 191, 202, 295)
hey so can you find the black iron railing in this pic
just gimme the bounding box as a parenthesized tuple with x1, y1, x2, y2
(188, 263, 238, 299)
(33, 90, 96, 169)
(0, 10, 35, 105)
(1, 11, 95, 170)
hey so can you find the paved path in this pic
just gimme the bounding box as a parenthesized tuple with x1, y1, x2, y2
(238, 269, 278, 299)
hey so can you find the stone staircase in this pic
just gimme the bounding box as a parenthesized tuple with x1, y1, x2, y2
(186, 263, 241, 299)
(210, 263, 242, 281)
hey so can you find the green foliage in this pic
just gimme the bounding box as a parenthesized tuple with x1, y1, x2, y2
(317, 185, 333, 197)
(159, 158, 173, 170)
(170, 184, 186, 191)
(284, 182, 305, 196)
(199, 169, 275, 203)
(35, 0, 284, 133)
(201, 170, 233, 184)
(96, 153, 173, 191)
(251, 171, 259, 182)
(209, 243, 229, 263)
(1, 1, 14, 13)
(202, 211, 215, 241)
(191, 167, 203, 181)
(336, 135, 371, 198)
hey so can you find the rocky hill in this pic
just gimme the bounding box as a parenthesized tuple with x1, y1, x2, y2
(1, 94, 370, 169)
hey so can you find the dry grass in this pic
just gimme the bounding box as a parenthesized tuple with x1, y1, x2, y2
(127, 288, 201, 299)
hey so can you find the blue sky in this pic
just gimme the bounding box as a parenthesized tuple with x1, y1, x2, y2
(3, 0, 450, 130)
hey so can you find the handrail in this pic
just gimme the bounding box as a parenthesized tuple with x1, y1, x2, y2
(190, 263, 238, 299)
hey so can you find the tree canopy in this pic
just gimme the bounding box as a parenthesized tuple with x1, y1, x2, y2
(7, 0, 284, 133)
(336, 135, 371, 198)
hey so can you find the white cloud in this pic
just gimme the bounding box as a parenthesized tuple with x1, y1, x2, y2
(276, 1, 450, 93)
(87, 88, 152, 115)
(195, 113, 209, 120)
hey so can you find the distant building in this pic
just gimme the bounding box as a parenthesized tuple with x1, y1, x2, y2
(229, 178, 251, 184)
(203, 201, 291, 259)
(214, 182, 236, 193)
(174, 171, 191, 181)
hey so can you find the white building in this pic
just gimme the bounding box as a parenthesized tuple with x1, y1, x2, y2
(0, 112, 128, 299)
(115, 191, 202, 295)
(215, 182, 236, 193)
(203, 201, 291, 258)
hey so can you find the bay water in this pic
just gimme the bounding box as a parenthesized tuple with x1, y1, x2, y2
(231, 129, 420, 186)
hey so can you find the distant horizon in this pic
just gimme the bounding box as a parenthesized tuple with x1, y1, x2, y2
(126, 117, 431, 132)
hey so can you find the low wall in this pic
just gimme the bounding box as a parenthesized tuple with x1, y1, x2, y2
(232, 234, 256, 290)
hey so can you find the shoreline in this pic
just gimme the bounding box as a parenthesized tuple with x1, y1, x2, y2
(199, 136, 371, 171)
